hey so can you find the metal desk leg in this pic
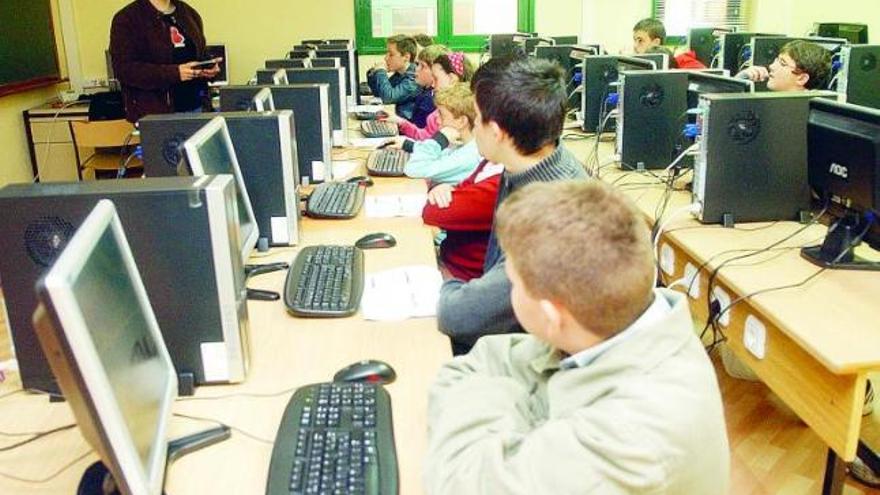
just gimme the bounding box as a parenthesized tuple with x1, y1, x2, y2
(823, 448, 847, 495)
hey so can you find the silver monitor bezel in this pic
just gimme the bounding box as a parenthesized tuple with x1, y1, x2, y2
(37, 199, 177, 495)
(253, 87, 276, 111)
(182, 117, 259, 264)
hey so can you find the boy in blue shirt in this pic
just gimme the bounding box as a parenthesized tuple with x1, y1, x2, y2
(367, 34, 421, 120)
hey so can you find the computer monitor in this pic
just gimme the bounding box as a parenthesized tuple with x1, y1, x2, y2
(317, 42, 350, 50)
(182, 117, 259, 264)
(552, 35, 579, 45)
(32, 199, 177, 495)
(489, 33, 530, 58)
(815, 23, 869, 44)
(688, 27, 734, 68)
(524, 36, 555, 56)
(636, 52, 669, 70)
(272, 68, 288, 85)
(266, 58, 309, 69)
(803, 98, 880, 270)
(288, 50, 313, 60)
(253, 87, 275, 111)
(580, 55, 657, 132)
(206, 44, 228, 86)
(314, 48, 359, 105)
(686, 72, 753, 110)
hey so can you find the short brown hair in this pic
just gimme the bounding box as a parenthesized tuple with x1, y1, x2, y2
(780, 40, 832, 89)
(433, 82, 476, 127)
(633, 18, 666, 43)
(496, 180, 655, 337)
(387, 35, 417, 62)
(413, 33, 434, 48)
(417, 44, 450, 65)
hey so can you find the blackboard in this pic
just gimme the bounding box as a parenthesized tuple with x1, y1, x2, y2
(0, 0, 62, 97)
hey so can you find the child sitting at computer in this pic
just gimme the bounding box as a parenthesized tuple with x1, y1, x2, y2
(399, 82, 482, 184)
(422, 157, 503, 282)
(388, 52, 475, 141)
(632, 17, 706, 69)
(424, 180, 730, 495)
(401, 44, 449, 129)
(367, 34, 420, 120)
(736, 40, 832, 91)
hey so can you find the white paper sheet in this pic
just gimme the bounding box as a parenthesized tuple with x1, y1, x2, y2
(361, 265, 443, 321)
(364, 194, 427, 218)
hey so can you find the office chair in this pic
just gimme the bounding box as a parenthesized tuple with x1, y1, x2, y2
(69, 119, 142, 180)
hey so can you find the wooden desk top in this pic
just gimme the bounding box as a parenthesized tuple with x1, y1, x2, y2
(0, 147, 450, 494)
(564, 137, 880, 374)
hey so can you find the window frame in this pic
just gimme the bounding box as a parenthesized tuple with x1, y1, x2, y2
(355, 0, 535, 54)
(651, 0, 750, 46)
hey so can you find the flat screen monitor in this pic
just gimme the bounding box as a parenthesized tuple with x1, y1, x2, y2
(311, 57, 340, 68)
(253, 87, 275, 111)
(288, 50, 313, 60)
(33, 199, 177, 495)
(273, 68, 288, 85)
(182, 117, 259, 264)
(816, 23, 869, 44)
(317, 42, 350, 50)
(284, 67, 347, 144)
(804, 98, 880, 268)
(206, 44, 228, 86)
(314, 48, 357, 104)
(552, 35, 579, 45)
(266, 58, 308, 69)
(635, 52, 669, 70)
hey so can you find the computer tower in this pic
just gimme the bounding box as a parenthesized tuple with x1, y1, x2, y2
(688, 27, 733, 68)
(749, 36, 848, 92)
(0, 176, 251, 394)
(266, 58, 308, 69)
(580, 56, 622, 132)
(139, 111, 301, 246)
(692, 92, 834, 224)
(838, 45, 880, 109)
(815, 23, 869, 44)
(283, 67, 348, 146)
(718, 32, 782, 75)
(616, 70, 688, 170)
(218, 85, 332, 184)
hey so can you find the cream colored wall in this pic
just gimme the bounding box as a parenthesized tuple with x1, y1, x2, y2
(0, 0, 70, 186)
(751, 0, 880, 40)
(74, 0, 356, 85)
(581, 0, 650, 54)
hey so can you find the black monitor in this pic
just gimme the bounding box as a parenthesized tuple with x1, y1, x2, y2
(719, 32, 783, 75)
(552, 35, 579, 45)
(489, 33, 529, 57)
(33, 199, 178, 495)
(816, 23, 869, 44)
(315, 48, 360, 105)
(206, 44, 228, 86)
(580, 55, 657, 132)
(288, 50, 313, 60)
(284, 67, 348, 145)
(311, 57, 341, 68)
(686, 72, 753, 110)
(267, 58, 308, 69)
(803, 98, 880, 270)
(524, 36, 555, 55)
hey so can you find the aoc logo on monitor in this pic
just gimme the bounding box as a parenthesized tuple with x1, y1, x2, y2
(829, 162, 849, 179)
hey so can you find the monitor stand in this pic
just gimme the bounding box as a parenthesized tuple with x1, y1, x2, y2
(77, 425, 231, 495)
(245, 262, 289, 301)
(800, 212, 880, 271)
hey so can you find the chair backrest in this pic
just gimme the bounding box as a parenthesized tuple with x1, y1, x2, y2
(70, 120, 139, 148)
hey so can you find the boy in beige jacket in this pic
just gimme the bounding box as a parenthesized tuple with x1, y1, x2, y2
(424, 180, 730, 494)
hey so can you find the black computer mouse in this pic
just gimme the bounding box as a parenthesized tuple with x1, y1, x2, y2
(346, 175, 374, 187)
(355, 232, 396, 250)
(333, 359, 396, 385)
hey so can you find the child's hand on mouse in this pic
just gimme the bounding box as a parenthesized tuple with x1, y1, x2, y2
(427, 183, 455, 209)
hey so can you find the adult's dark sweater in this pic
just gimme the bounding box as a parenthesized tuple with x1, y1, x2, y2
(110, 0, 209, 122)
(437, 144, 588, 352)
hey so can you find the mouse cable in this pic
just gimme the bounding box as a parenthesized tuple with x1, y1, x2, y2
(176, 386, 298, 402)
(172, 412, 273, 445)
(0, 449, 93, 485)
(0, 423, 77, 452)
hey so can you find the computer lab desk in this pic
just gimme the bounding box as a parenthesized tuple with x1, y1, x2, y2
(566, 136, 880, 495)
(0, 146, 451, 494)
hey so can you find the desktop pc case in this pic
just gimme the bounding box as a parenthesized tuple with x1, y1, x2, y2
(837, 45, 880, 109)
(688, 27, 734, 68)
(692, 92, 834, 224)
(219, 84, 332, 184)
(580, 56, 622, 132)
(718, 32, 782, 75)
(0, 176, 251, 394)
(139, 111, 301, 247)
(748, 36, 848, 92)
(616, 70, 688, 170)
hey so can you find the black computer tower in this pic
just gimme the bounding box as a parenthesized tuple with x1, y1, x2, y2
(718, 32, 782, 75)
(688, 27, 733, 68)
(838, 45, 880, 110)
(749, 36, 847, 92)
(693, 92, 834, 224)
(139, 111, 301, 246)
(0, 176, 251, 394)
(580, 56, 621, 132)
(617, 70, 688, 170)
(283, 67, 348, 145)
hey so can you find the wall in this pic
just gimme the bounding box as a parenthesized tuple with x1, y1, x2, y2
(0, 0, 70, 186)
(581, 0, 650, 54)
(751, 0, 880, 40)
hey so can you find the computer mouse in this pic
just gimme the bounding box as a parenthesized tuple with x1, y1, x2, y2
(376, 140, 395, 150)
(375, 110, 389, 120)
(333, 359, 396, 385)
(355, 232, 396, 250)
(346, 175, 374, 187)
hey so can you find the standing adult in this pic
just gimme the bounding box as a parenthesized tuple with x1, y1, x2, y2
(110, 0, 220, 122)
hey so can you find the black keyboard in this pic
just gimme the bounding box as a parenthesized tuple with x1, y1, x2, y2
(366, 149, 409, 177)
(284, 245, 364, 317)
(360, 121, 398, 138)
(306, 182, 365, 219)
(265, 382, 398, 495)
